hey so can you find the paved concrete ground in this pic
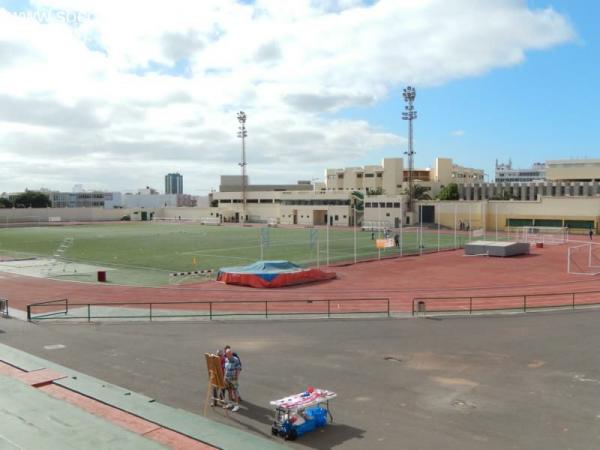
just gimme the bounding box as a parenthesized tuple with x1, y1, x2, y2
(2, 311, 600, 449)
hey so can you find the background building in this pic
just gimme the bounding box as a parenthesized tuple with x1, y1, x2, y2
(495, 160, 546, 182)
(219, 175, 313, 193)
(545, 159, 600, 181)
(50, 191, 119, 208)
(165, 173, 183, 194)
(325, 157, 483, 195)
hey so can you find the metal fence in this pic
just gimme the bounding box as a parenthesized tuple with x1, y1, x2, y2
(412, 289, 600, 316)
(27, 297, 391, 322)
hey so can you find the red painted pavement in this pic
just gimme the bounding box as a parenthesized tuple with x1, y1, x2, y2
(0, 361, 216, 450)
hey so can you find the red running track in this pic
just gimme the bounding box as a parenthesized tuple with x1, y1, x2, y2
(3, 242, 600, 315)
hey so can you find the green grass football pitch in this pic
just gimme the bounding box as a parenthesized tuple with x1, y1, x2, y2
(0, 223, 468, 286)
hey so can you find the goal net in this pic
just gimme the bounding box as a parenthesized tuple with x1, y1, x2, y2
(200, 217, 221, 225)
(267, 217, 279, 227)
(362, 220, 393, 232)
(568, 243, 600, 276)
(518, 226, 568, 245)
(0, 215, 44, 227)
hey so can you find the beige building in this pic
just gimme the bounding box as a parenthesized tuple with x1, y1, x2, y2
(325, 157, 483, 195)
(211, 189, 353, 226)
(325, 158, 402, 193)
(433, 158, 484, 184)
(418, 197, 599, 233)
(545, 159, 600, 182)
(6, 157, 599, 233)
(459, 179, 600, 201)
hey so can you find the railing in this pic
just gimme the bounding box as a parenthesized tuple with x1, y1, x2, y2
(27, 297, 390, 322)
(412, 289, 600, 316)
(26, 298, 68, 321)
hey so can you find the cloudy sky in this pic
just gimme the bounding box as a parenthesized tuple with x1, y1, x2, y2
(0, 0, 594, 194)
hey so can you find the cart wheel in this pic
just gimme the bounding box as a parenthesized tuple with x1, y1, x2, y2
(285, 429, 298, 441)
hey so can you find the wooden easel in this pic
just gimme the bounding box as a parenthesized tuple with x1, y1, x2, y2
(203, 353, 228, 416)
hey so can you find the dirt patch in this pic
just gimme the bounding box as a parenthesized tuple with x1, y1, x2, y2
(527, 360, 546, 368)
(431, 376, 479, 387)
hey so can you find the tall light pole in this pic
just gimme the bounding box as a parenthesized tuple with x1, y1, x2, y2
(402, 86, 417, 213)
(237, 111, 247, 224)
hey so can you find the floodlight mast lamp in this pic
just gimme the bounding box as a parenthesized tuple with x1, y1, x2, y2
(402, 86, 417, 212)
(237, 111, 247, 224)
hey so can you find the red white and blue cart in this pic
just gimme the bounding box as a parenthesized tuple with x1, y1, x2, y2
(270, 387, 337, 441)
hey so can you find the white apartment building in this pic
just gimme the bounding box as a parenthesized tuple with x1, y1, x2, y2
(495, 160, 546, 182)
(495, 159, 600, 183)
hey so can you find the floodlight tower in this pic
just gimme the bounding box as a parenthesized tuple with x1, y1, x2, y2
(402, 86, 417, 212)
(237, 111, 248, 224)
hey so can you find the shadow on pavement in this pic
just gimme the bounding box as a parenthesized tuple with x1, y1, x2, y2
(231, 400, 365, 449)
(287, 423, 366, 450)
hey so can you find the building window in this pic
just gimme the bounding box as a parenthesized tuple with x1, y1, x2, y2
(335, 215, 339, 220)
(365, 173, 374, 178)
(376, 173, 383, 178)
(386, 202, 393, 208)
(393, 203, 400, 208)
(386, 213, 390, 217)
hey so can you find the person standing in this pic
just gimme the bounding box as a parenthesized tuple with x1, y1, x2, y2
(590, 228, 594, 241)
(224, 345, 242, 402)
(223, 348, 241, 412)
(394, 233, 400, 248)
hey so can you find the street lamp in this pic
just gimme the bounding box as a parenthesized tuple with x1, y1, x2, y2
(402, 86, 417, 212)
(237, 111, 247, 224)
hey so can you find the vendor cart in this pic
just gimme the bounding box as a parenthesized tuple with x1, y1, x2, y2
(270, 387, 337, 441)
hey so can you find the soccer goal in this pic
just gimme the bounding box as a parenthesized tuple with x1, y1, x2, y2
(518, 226, 569, 245)
(568, 243, 600, 275)
(362, 220, 393, 232)
(267, 217, 279, 227)
(200, 217, 221, 226)
(0, 215, 44, 227)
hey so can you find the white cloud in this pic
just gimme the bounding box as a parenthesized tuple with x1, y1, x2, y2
(0, 0, 575, 193)
(451, 130, 465, 137)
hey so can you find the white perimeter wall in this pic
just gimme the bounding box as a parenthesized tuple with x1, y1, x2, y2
(0, 208, 138, 223)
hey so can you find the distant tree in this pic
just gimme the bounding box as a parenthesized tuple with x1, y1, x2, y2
(412, 185, 431, 200)
(437, 183, 459, 201)
(366, 187, 385, 196)
(0, 198, 12, 208)
(13, 191, 51, 208)
(402, 185, 431, 200)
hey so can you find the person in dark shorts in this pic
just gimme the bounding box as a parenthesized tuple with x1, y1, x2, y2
(223, 348, 241, 412)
